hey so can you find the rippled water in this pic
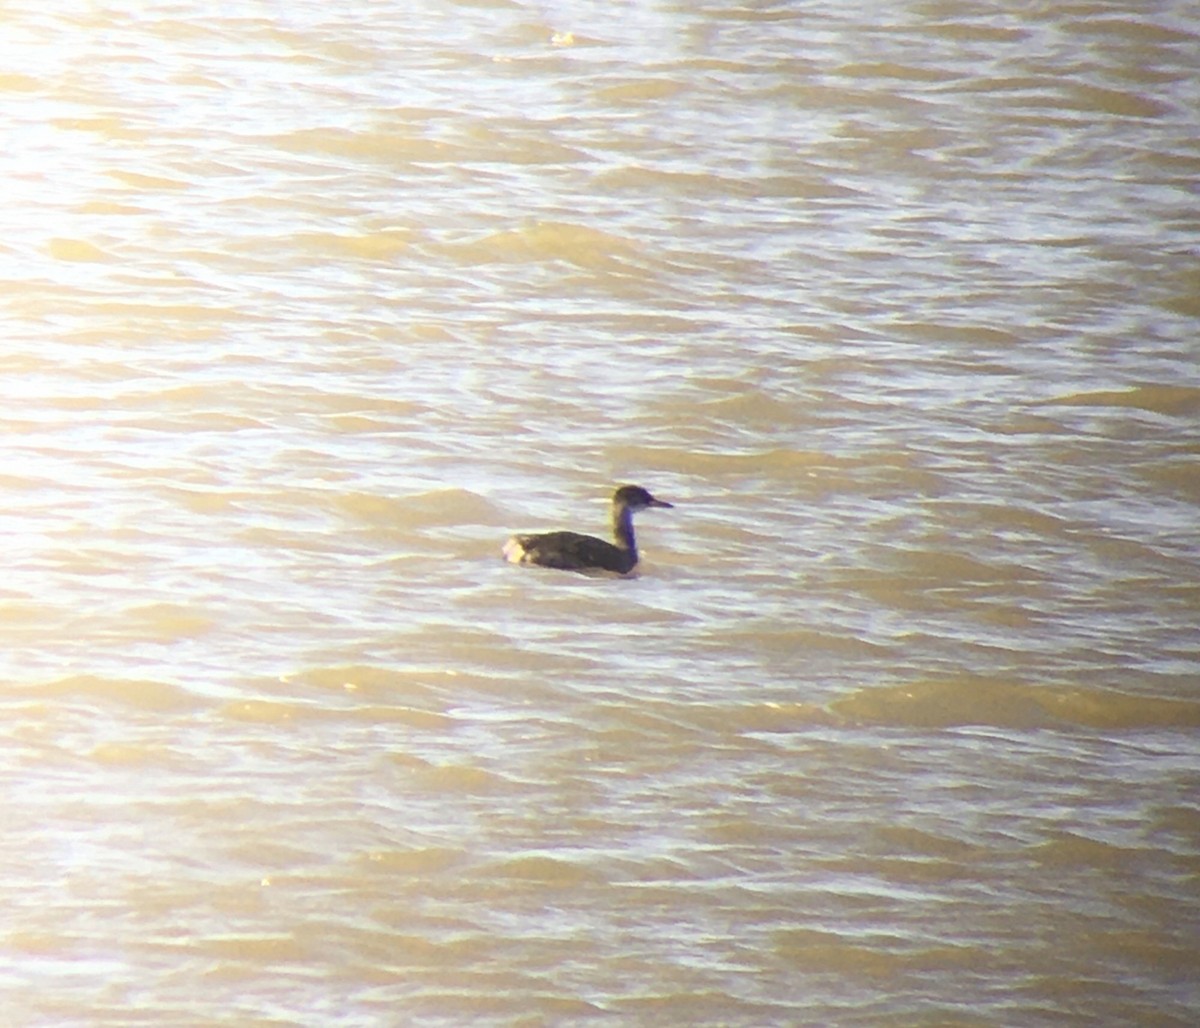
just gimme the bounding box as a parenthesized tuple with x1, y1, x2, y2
(3, 1, 1199, 1024)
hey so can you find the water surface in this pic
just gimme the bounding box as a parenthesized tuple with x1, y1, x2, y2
(2, 1, 1199, 1024)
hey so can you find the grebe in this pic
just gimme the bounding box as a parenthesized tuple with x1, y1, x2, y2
(503, 484, 673, 575)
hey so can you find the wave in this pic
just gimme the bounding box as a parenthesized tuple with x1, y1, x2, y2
(831, 677, 1200, 730)
(1041, 384, 1200, 417)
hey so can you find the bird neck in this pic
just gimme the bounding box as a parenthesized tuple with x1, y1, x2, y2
(612, 504, 637, 554)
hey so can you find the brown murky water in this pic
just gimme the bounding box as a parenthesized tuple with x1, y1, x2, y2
(3, 1, 1198, 1024)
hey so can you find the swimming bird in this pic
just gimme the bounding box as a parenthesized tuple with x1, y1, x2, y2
(503, 484, 673, 575)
